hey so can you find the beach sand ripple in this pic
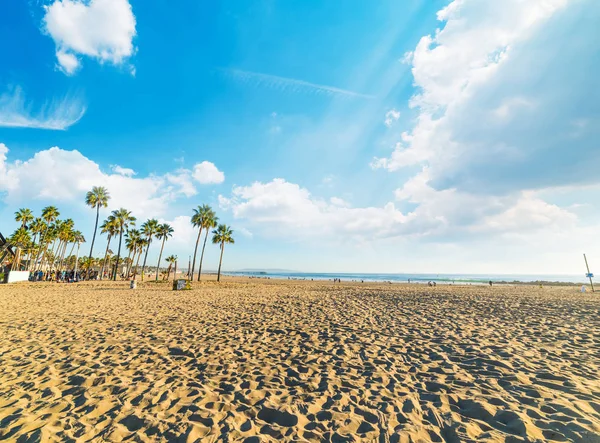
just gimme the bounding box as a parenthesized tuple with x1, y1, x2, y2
(1, 280, 599, 442)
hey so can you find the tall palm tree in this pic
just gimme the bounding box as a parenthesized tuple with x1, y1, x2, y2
(212, 224, 234, 282)
(198, 207, 218, 281)
(55, 219, 75, 271)
(190, 204, 213, 281)
(85, 186, 110, 277)
(165, 255, 177, 280)
(34, 206, 59, 272)
(15, 208, 34, 229)
(27, 218, 46, 270)
(132, 237, 147, 280)
(125, 228, 141, 278)
(140, 219, 159, 281)
(155, 223, 174, 281)
(14, 208, 33, 268)
(71, 231, 85, 273)
(99, 216, 118, 279)
(111, 208, 136, 281)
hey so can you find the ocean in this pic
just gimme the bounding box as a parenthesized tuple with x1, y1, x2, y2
(225, 271, 592, 285)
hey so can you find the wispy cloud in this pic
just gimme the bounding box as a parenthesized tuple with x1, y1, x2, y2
(220, 68, 375, 99)
(0, 86, 86, 130)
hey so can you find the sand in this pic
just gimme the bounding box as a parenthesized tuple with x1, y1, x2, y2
(1, 278, 599, 442)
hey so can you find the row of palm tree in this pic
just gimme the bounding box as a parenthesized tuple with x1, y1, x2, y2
(188, 204, 234, 282)
(95, 210, 175, 281)
(4, 187, 236, 283)
(5, 206, 86, 273)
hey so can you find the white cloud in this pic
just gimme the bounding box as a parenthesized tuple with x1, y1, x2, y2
(43, 0, 136, 75)
(218, 178, 432, 241)
(373, 0, 599, 197)
(394, 169, 576, 238)
(0, 145, 194, 218)
(56, 50, 80, 75)
(165, 169, 197, 197)
(368, 0, 597, 245)
(218, 175, 577, 244)
(193, 161, 225, 184)
(329, 197, 349, 207)
(384, 108, 400, 127)
(0, 86, 85, 130)
(111, 165, 136, 176)
(160, 215, 196, 248)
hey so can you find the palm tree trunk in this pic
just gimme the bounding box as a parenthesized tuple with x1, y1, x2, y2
(50, 240, 62, 272)
(11, 247, 21, 271)
(197, 228, 210, 281)
(36, 229, 52, 272)
(217, 242, 224, 282)
(27, 233, 38, 271)
(113, 230, 123, 281)
(190, 227, 202, 281)
(141, 238, 152, 281)
(33, 226, 48, 272)
(129, 250, 138, 278)
(133, 250, 142, 280)
(58, 241, 67, 271)
(156, 238, 166, 281)
(100, 235, 112, 280)
(125, 249, 132, 278)
(87, 205, 100, 279)
(166, 263, 172, 280)
(63, 242, 76, 270)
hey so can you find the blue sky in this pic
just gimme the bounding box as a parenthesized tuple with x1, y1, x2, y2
(1, 0, 599, 274)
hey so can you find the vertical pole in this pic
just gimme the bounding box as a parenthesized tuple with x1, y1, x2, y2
(173, 261, 177, 281)
(584, 254, 594, 292)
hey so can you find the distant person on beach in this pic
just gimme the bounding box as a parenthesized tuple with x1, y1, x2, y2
(489, 281, 493, 287)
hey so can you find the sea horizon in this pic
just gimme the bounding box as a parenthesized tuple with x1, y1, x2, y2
(224, 270, 593, 285)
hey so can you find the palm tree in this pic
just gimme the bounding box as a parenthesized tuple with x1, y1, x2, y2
(63, 230, 85, 271)
(15, 208, 33, 229)
(34, 206, 59, 272)
(85, 186, 110, 277)
(140, 219, 159, 281)
(55, 219, 75, 271)
(132, 237, 147, 280)
(125, 228, 141, 278)
(212, 224, 234, 282)
(28, 218, 46, 270)
(9, 227, 31, 271)
(165, 255, 177, 280)
(111, 208, 136, 281)
(99, 216, 118, 279)
(155, 223, 174, 281)
(198, 206, 218, 281)
(14, 208, 33, 268)
(189, 206, 205, 281)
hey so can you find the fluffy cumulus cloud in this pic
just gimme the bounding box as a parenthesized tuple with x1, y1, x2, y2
(0, 86, 85, 130)
(375, 0, 599, 194)
(43, 0, 137, 75)
(219, 178, 442, 242)
(0, 144, 222, 218)
(218, 176, 576, 243)
(193, 161, 225, 184)
(366, 0, 598, 243)
(111, 165, 135, 176)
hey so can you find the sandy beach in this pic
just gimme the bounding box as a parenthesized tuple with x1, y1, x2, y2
(1, 278, 599, 442)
